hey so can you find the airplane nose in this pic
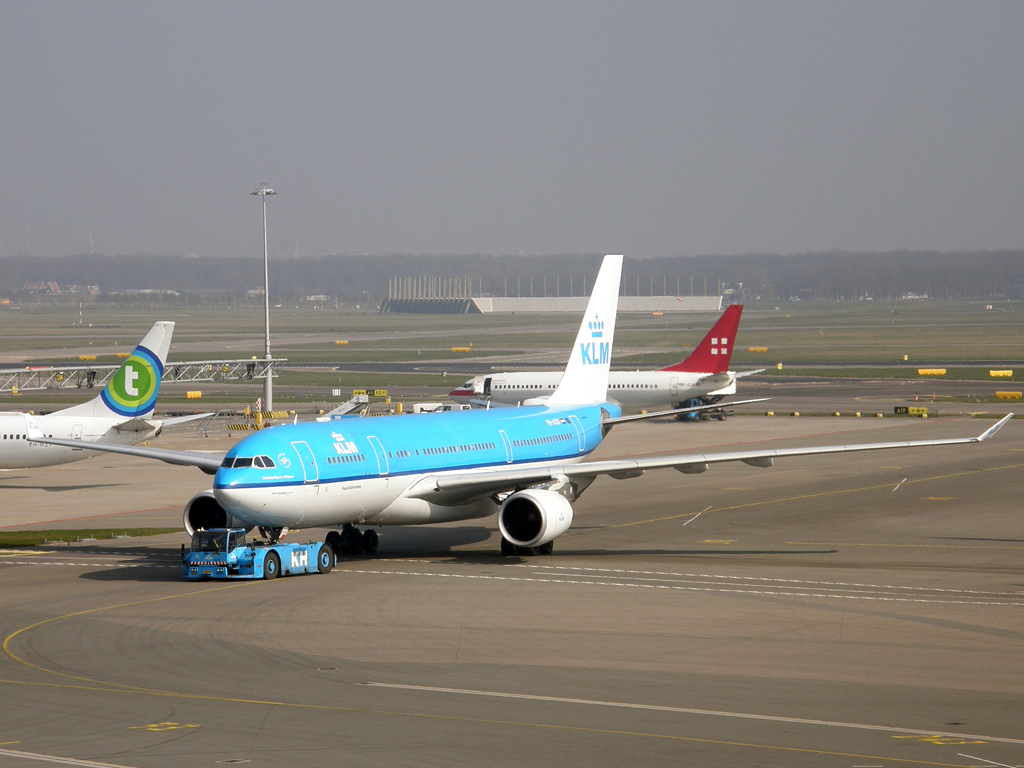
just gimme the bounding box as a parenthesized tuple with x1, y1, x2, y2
(214, 487, 246, 514)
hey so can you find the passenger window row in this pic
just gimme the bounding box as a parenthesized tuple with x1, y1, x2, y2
(327, 454, 365, 465)
(424, 442, 495, 456)
(512, 433, 572, 448)
(611, 383, 658, 389)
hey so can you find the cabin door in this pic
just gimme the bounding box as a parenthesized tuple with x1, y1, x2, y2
(72, 424, 84, 450)
(291, 441, 319, 484)
(498, 430, 513, 463)
(568, 415, 586, 453)
(367, 436, 389, 475)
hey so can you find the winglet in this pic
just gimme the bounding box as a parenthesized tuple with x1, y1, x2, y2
(661, 305, 742, 374)
(25, 414, 44, 441)
(978, 413, 1013, 441)
(547, 255, 623, 405)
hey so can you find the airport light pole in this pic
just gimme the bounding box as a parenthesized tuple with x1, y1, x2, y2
(251, 183, 277, 413)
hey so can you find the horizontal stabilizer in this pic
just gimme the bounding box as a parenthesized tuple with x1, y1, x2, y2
(159, 412, 215, 427)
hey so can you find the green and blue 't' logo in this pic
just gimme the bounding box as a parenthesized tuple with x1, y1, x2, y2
(101, 345, 163, 417)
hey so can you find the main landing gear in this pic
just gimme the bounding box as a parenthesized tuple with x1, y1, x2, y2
(326, 524, 379, 557)
(500, 538, 554, 556)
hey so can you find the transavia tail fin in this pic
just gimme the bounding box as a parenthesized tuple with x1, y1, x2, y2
(547, 255, 622, 405)
(661, 304, 742, 374)
(62, 321, 175, 419)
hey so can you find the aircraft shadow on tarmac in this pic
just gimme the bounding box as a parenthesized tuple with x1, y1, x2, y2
(1, 483, 129, 492)
(931, 535, 1024, 544)
(78, 527, 495, 581)
(443, 548, 841, 562)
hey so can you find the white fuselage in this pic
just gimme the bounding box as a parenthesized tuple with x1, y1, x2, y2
(0, 411, 157, 469)
(217, 473, 501, 530)
(452, 370, 736, 410)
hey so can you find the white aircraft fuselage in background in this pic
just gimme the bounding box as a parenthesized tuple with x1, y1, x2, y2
(452, 368, 735, 409)
(0, 321, 181, 469)
(451, 304, 745, 410)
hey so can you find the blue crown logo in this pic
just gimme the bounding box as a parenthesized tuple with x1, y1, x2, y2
(588, 315, 604, 338)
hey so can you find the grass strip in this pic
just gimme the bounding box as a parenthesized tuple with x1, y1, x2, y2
(0, 528, 180, 547)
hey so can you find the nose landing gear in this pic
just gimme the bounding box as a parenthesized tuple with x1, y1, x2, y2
(326, 524, 379, 556)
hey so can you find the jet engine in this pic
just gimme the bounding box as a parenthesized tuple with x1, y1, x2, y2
(183, 491, 254, 535)
(497, 489, 574, 549)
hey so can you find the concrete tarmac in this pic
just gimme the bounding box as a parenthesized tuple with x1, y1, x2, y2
(1, 412, 1022, 767)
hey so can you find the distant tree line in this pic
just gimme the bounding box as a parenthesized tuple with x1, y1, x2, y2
(1, 250, 1022, 302)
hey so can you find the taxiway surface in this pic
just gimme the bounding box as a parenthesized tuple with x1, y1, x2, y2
(1, 413, 1022, 767)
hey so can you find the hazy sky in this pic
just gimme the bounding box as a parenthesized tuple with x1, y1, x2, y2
(1, 2, 1022, 258)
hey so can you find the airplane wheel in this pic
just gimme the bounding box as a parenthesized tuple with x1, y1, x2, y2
(362, 529, 379, 555)
(325, 531, 343, 556)
(263, 551, 280, 580)
(537, 541, 554, 555)
(500, 538, 516, 556)
(342, 525, 363, 555)
(317, 544, 334, 574)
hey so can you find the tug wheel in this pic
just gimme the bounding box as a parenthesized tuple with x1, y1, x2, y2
(263, 551, 280, 580)
(317, 544, 334, 574)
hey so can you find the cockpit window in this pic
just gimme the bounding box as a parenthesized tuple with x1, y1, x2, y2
(233, 457, 253, 468)
(220, 457, 234, 468)
(253, 456, 265, 468)
(260, 455, 276, 468)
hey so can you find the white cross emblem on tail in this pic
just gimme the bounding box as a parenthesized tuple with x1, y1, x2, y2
(710, 337, 729, 356)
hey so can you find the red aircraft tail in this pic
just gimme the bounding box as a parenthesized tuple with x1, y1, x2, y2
(660, 305, 743, 374)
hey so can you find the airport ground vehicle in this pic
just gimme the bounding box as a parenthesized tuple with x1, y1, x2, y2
(676, 398, 726, 421)
(182, 528, 333, 580)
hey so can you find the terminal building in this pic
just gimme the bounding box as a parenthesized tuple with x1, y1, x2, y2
(381, 275, 723, 314)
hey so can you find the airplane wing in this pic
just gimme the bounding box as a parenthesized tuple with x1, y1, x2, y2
(27, 435, 225, 474)
(733, 369, 766, 378)
(604, 398, 768, 425)
(24, 415, 224, 474)
(406, 414, 1013, 504)
(159, 412, 216, 427)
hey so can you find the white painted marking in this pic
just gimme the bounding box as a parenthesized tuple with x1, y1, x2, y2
(361, 683, 1024, 745)
(892, 477, 907, 492)
(352, 567, 1024, 606)
(520, 564, 1024, 597)
(0, 748, 137, 767)
(957, 754, 1015, 768)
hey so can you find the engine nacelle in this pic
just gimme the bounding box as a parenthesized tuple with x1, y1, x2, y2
(183, 491, 254, 536)
(497, 489, 574, 548)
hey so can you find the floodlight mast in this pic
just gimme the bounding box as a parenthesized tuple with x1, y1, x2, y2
(251, 183, 277, 412)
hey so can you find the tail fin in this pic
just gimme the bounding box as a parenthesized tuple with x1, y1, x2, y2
(547, 255, 622, 405)
(62, 321, 174, 419)
(661, 305, 742, 374)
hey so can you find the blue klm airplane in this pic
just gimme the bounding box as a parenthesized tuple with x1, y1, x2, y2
(29, 255, 1012, 557)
